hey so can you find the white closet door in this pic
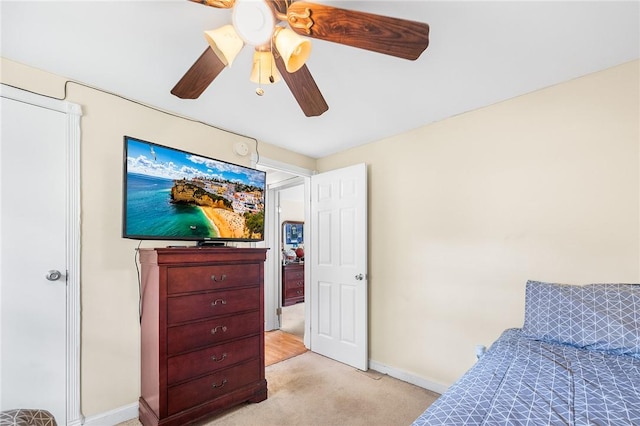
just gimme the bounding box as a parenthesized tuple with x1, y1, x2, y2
(1, 96, 69, 424)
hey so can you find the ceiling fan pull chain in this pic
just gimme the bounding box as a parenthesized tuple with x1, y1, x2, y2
(256, 58, 264, 96)
(269, 37, 275, 83)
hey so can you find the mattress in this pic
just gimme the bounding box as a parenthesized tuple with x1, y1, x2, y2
(413, 328, 640, 425)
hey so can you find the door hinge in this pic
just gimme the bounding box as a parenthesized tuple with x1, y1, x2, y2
(276, 307, 282, 315)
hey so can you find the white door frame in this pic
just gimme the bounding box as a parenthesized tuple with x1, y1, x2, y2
(0, 84, 83, 425)
(256, 156, 312, 347)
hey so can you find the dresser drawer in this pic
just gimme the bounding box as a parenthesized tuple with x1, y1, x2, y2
(285, 277, 304, 290)
(285, 269, 304, 281)
(167, 263, 260, 294)
(167, 358, 261, 416)
(285, 277, 304, 288)
(285, 286, 304, 300)
(168, 311, 261, 355)
(167, 287, 259, 324)
(167, 335, 260, 385)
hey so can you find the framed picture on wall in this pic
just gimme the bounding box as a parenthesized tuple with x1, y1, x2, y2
(283, 221, 303, 245)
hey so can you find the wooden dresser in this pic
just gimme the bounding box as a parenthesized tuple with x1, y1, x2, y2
(138, 247, 268, 426)
(282, 262, 304, 306)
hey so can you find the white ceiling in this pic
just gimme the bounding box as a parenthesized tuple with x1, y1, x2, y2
(1, 1, 638, 159)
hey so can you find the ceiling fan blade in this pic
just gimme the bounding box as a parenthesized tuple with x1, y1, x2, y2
(188, 0, 235, 9)
(273, 47, 328, 117)
(265, 0, 289, 18)
(287, 2, 429, 61)
(171, 48, 226, 99)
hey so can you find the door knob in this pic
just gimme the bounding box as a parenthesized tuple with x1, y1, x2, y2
(46, 270, 62, 281)
(355, 274, 365, 281)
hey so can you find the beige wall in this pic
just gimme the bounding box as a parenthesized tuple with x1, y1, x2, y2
(1, 57, 315, 417)
(279, 186, 305, 223)
(318, 60, 640, 387)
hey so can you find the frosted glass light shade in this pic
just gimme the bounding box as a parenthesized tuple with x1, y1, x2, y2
(250, 50, 281, 84)
(274, 27, 311, 73)
(204, 25, 244, 66)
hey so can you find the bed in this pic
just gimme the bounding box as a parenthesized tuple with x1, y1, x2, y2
(413, 280, 640, 425)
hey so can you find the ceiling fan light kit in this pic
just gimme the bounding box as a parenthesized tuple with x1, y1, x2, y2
(273, 26, 311, 73)
(174, 0, 430, 116)
(250, 49, 281, 85)
(204, 25, 244, 66)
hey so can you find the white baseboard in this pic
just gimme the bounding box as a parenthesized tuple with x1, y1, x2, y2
(83, 402, 138, 426)
(368, 359, 449, 395)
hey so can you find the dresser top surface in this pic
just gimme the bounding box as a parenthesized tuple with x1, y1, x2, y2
(140, 247, 269, 265)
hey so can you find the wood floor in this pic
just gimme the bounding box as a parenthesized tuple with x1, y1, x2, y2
(265, 330, 307, 366)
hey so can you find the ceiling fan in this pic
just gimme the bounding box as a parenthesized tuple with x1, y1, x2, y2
(171, 0, 430, 117)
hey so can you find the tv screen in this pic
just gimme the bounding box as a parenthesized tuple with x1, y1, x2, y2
(122, 136, 266, 243)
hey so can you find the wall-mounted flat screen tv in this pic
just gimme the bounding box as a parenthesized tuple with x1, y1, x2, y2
(122, 136, 266, 244)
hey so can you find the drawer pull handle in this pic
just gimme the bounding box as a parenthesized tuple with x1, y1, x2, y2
(211, 325, 228, 335)
(297, 290, 302, 295)
(212, 379, 228, 389)
(211, 299, 227, 307)
(210, 274, 227, 282)
(211, 353, 227, 362)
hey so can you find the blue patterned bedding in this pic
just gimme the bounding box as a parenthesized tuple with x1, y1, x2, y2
(414, 281, 640, 426)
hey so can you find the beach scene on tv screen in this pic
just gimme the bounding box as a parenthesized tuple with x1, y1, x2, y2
(125, 138, 265, 240)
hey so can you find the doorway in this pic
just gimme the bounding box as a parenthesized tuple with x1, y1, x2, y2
(256, 162, 309, 364)
(257, 160, 369, 370)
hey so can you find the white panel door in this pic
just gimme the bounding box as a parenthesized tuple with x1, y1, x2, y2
(0, 96, 68, 424)
(310, 163, 367, 370)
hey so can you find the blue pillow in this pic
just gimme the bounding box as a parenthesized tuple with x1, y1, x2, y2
(522, 280, 640, 358)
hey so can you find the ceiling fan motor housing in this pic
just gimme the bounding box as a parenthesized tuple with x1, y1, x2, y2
(232, 0, 275, 45)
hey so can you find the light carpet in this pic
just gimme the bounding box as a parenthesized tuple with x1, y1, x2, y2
(119, 351, 439, 426)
